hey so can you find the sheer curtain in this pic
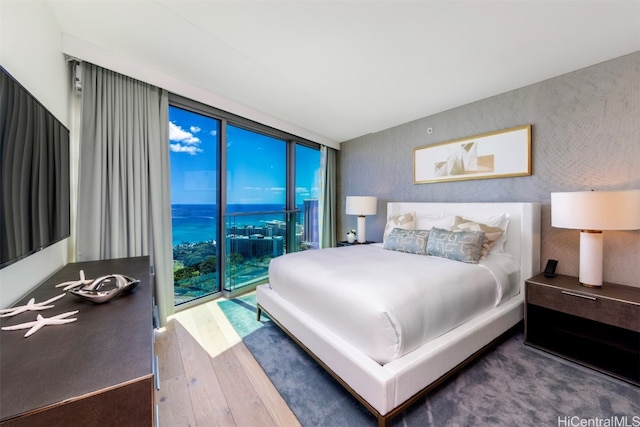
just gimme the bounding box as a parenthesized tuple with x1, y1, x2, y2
(76, 62, 173, 325)
(319, 145, 337, 248)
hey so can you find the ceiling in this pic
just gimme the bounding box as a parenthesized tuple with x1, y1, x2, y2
(47, 1, 640, 144)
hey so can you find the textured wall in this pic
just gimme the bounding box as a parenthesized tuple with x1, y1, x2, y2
(339, 52, 639, 287)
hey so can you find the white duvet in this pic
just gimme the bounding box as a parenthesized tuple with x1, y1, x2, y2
(267, 244, 520, 365)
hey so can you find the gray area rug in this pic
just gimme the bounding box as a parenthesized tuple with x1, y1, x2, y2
(220, 296, 640, 426)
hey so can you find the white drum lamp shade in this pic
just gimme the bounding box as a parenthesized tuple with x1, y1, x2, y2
(346, 196, 377, 243)
(551, 190, 640, 287)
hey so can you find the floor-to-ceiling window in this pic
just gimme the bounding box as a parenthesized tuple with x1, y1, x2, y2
(168, 95, 321, 306)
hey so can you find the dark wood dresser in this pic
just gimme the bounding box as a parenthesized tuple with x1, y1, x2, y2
(0, 256, 157, 426)
(524, 273, 640, 385)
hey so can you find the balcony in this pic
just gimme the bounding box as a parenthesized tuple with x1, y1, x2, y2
(224, 211, 308, 294)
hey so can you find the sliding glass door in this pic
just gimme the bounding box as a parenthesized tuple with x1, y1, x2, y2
(224, 128, 322, 292)
(224, 125, 287, 292)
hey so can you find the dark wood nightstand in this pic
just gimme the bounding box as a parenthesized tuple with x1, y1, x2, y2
(336, 241, 375, 247)
(524, 273, 640, 385)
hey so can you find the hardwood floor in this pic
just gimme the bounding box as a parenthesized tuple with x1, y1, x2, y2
(154, 295, 301, 427)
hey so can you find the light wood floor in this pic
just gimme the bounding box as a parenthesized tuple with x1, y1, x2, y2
(154, 295, 301, 427)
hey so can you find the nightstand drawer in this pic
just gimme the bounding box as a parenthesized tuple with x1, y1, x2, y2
(527, 283, 639, 332)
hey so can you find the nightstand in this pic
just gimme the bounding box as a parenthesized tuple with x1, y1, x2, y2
(524, 273, 640, 385)
(336, 241, 375, 247)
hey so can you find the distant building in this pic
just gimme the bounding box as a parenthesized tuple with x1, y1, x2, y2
(262, 220, 287, 237)
(226, 235, 284, 258)
(227, 215, 308, 256)
(303, 199, 319, 248)
(228, 225, 269, 237)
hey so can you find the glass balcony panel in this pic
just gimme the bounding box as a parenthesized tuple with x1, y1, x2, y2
(224, 211, 298, 292)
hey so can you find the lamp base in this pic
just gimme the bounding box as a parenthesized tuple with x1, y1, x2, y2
(579, 230, 603, 287)
(356, 215, 367, 244)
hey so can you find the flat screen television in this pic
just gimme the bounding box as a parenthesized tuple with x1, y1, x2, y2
(0, 65, 70, 269)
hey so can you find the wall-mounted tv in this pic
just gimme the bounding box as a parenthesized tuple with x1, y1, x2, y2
(0, 65, 70, 269)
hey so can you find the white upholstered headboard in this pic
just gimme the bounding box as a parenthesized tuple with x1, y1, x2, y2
(387, 202, 541, 285)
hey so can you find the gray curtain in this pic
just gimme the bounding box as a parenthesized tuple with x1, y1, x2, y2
(319, 146, 337, 248)
(76, 62, 173, 325)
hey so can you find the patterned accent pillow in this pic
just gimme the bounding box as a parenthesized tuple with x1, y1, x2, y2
(383, 212, 416, 243)
(451, 216, 504, 258)
(383, 228, 430, 255)
(426, 228, 485, 264)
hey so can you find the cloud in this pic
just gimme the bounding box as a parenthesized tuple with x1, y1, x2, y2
(170, 143, 202, 156)
(170, 122, 200, 144)
(170, 122, 202, 155)
(190, 126, 201, 133)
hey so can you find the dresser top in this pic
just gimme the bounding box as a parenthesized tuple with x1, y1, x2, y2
(0, 256, 153, 422)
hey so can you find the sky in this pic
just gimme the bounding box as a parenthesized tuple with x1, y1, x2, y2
(169, 105, 320, 206)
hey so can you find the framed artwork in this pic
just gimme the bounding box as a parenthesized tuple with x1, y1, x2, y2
(413, 124, 531, 184)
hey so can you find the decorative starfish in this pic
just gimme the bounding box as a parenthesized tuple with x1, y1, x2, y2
(55, 270, 94, 291)
(1, 310, 79, 337)
(0, 293, 66, 317)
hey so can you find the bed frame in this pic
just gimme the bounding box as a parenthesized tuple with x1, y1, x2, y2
(257, 202, 541, 426)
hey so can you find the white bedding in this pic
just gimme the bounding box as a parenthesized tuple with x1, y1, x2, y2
(267, 243, 520, 364)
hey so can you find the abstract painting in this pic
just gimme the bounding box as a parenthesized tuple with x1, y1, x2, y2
(414, 125, 531, 184)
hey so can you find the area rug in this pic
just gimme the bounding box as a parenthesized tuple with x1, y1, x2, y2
(217, 293, 270, 338)
(219, 295, 640, 426)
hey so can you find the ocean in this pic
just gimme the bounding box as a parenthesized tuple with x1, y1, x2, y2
(171, 204, 305, 246)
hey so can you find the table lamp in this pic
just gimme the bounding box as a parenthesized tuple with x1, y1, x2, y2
(346, 196, 377, 243)
(551, 189, 640, 287)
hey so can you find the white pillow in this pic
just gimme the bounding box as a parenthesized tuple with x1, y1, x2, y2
(383, 212, 415, 243)
(415, 212, 456, 231)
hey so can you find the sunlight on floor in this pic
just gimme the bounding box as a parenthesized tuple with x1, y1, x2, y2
(163, 297, 242, 358)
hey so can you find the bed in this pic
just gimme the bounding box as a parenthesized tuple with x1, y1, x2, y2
(256, 202, 541, 426)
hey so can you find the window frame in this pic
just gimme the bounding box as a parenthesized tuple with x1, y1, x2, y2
(169, 93, 320, 307)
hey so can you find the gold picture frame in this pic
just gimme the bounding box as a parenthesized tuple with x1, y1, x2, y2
(413, 124, 532, 184)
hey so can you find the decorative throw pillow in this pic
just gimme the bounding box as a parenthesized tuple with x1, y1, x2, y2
(451, 216, 505, 258)
(383, 228, 430, 255)
(383, 212, 416, 243)
(426, 228, 485, 264)
(453, 213, 510, 254)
